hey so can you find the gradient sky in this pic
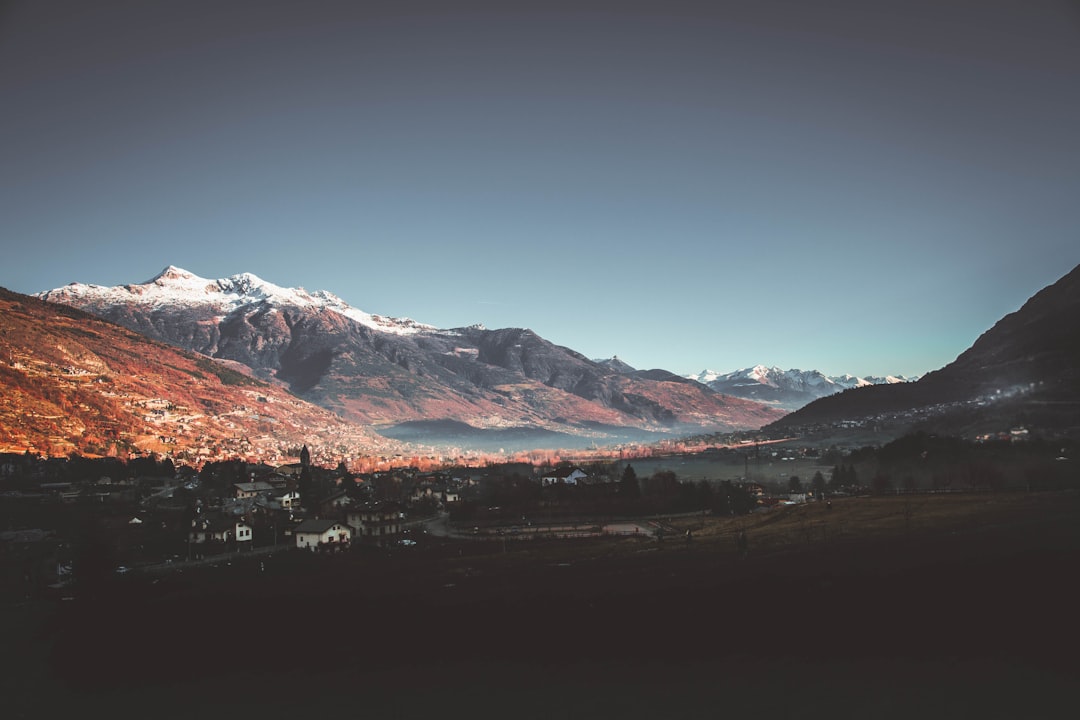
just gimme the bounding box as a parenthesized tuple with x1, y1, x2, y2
(2, 0, 1078, 379)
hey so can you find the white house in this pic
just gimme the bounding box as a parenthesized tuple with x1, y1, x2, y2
(540, 467, 589, 487)
(293, 519, 351, 551)
(270, 489, 301, 509)
(189, 517, 253, 545)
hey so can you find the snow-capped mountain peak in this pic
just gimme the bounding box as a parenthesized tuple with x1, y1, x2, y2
(40, 266, 437, 336)
(747, 365, 785, 386)
(149, 265, 198, 283)
(686, 365, 918, 410)
(689, 369, 723, 385)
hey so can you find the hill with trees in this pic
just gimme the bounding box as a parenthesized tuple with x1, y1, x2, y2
(0, 287, 391, 461)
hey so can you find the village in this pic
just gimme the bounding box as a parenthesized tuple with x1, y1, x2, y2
(3, 421, 1068, 608)
(1, 443, 759, 598)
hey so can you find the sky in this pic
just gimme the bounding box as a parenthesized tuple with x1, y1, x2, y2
(2, 0, 1078, 379)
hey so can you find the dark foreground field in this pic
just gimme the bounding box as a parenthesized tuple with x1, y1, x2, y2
(5, 491, 1079, 719)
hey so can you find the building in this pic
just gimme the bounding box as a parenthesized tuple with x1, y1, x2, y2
(233, 481, 275, 499)
(540, 467, 589, 487)
(189, 516, 253, 545)
(269, 488, 301, 509)
(319, 490, 351, 516)
(293, 519, 351, 551)
(346, 502, 403, 545)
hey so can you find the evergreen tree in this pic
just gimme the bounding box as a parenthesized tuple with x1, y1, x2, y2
(620, 464, 640, 499)
(298, 464, 315, 517)
(828, 465, 842, 492)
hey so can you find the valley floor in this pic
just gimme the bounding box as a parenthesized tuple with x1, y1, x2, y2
(5, 491, 1079, 719)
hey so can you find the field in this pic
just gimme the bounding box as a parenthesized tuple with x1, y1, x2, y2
(628, 451, 830, 485)
(4, 490, 1079, 719)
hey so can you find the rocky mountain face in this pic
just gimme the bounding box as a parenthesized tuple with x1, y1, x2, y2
(0, 286, 391, 460)
(37, 268, 786, 446)
(687, 366, 917, 410)
(768, 264, 1080, 437)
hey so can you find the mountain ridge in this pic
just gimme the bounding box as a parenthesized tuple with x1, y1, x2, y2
(687, 365, 918, 410)
(36, 267, 787, 447)
(766, 263, 1080, 438)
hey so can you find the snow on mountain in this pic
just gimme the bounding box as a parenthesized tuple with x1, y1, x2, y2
(38, 265, 436, 336)
(690, 369, 724, 385)
(33, 268, 790, 442)
(687, 366, 918, 410)
(865, 375, 912, 385)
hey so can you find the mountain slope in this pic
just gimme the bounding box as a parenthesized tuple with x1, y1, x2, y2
(0, 286, 391, 461)
(37, 268, 786, 444)
(768, 264, 1080, 436)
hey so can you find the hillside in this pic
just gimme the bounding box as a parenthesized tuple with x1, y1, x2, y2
(768, 263, 1080, 438)
(0, 287, 392, 462)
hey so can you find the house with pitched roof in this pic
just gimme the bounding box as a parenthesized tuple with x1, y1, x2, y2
(233, 480, 275, 499)
(540, 467, 589, 487)
(293, 518, 351, 551)
(345, 502, 403, 545)
(189, 516, 253, 545)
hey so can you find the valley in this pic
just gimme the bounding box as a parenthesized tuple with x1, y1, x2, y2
(2, 261, 1079, 719)
(5, 487, 1077, 718)
(3, 3, 1077, 716)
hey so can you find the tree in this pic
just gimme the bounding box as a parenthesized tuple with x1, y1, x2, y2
(620, 464, 639, 499)
(298, 464, 315, 517)
(811, 471, 826, 496)
(714, 481, 755, 516)
(827, 466, 842, 492)
(871, 473, 893, 493)
(787, 475, 802, 493)
(644, 471, 678, 497)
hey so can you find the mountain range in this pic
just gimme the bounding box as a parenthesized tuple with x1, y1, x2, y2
(35, 267, 785, 449)
(20, 262, 1080, 453)
(685, 366, 917, 411)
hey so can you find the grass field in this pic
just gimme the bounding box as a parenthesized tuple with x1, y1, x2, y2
(5, 490, 1079, 719)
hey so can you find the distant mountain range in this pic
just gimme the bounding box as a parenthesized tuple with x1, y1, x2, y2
(766, 263, 1080, 439)
(35, 267, 786, 449)
(684, 366, 918, 411)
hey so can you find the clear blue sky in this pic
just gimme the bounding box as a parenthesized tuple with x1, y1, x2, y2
(2, 1, 1078, 379)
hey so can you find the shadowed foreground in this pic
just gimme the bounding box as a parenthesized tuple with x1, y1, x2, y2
(7, 492, 1079, 719)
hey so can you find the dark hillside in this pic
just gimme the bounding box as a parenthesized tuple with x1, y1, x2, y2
(770, 264, 1080, 436)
